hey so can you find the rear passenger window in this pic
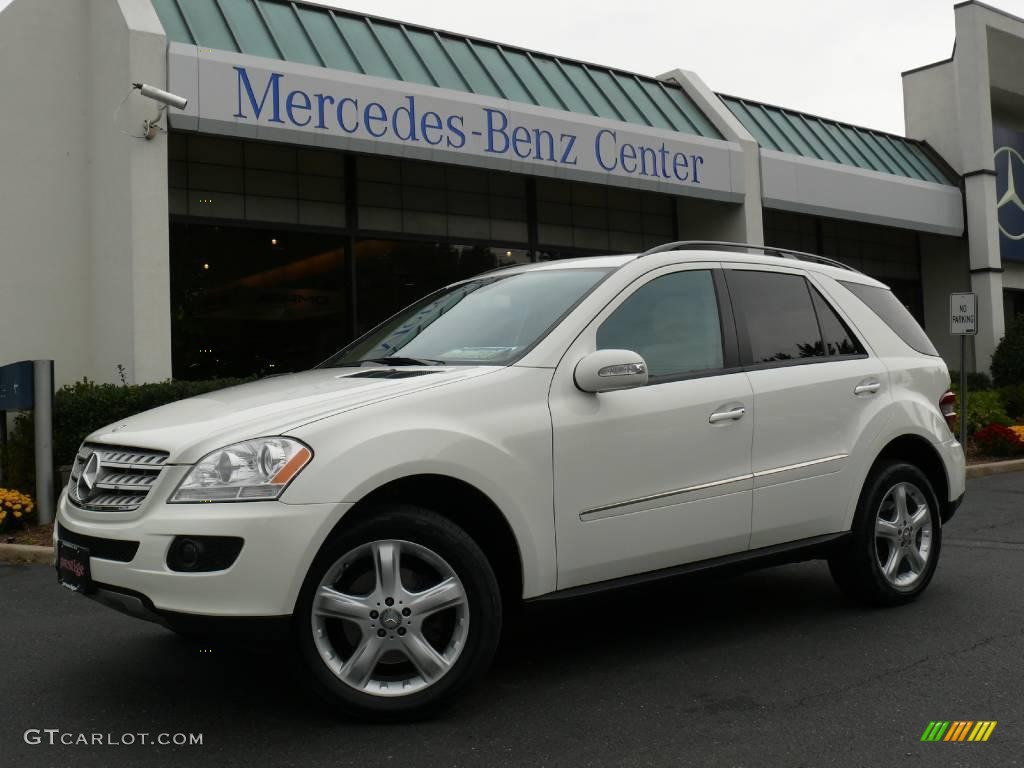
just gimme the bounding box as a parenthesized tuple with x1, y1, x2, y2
(727, 270, 825, 364)
(810, 288, 865, 356)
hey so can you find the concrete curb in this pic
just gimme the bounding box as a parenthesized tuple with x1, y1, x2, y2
(0, 543, 54, 565)
(967, 458, 1024, 479)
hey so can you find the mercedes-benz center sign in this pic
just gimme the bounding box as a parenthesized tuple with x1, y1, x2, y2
(994, 124, 1024, 261)
(167, 44, 744, 201)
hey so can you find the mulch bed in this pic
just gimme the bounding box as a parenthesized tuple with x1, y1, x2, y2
(3, 523, 54, 547)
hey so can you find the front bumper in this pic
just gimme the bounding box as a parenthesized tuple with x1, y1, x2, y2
(56, 491, 351, 617)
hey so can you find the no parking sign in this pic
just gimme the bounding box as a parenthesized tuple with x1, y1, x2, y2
(949, 293, 977, 336)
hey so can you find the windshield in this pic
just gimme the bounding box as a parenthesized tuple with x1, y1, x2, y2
(323, 268, 611, 367)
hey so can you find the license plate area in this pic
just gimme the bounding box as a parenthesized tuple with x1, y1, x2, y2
(57, 541, 93, 593)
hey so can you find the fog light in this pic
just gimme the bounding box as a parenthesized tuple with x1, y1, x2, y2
(167, 536, 244, 572)
(178, 539, 203, 569)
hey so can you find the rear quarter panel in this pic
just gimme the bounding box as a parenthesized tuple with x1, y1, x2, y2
(810, 272, 962, 529)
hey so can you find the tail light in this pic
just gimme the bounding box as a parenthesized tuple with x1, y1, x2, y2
(939, 391, 957, 431)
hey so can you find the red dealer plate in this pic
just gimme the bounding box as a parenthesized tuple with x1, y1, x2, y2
(56, 541, 92, 593)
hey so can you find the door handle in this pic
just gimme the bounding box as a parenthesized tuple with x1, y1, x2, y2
(854, 380, 881, 395)
(709, 406, 746, 424)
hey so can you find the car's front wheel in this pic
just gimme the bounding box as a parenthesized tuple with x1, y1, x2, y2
(828, 460, 943, 606)
(294, 505, 502, 720)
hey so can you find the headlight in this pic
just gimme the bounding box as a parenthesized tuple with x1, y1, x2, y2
(169, 438, 312, 503)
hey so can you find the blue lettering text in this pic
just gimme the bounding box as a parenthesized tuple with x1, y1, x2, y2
(233, 67, 284, 123)
(484, 108, 509, 154)
(336, 97, 359, 133)
(421, 111, 443, 145)
(595, 129, 617, 171)
(446, 115, 466, 148)
(364, 102, 388, 138)
(286, 89, 312, 127)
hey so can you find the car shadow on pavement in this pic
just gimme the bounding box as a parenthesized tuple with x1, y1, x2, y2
(56, 561, 864, 731)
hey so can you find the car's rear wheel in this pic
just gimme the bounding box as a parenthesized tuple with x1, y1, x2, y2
(828, 460, 942, 606)
(294, 505, 501, 720)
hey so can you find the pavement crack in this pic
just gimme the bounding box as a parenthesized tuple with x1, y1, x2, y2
(783, 625, 1024, 711)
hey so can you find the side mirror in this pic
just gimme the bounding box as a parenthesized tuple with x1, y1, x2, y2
(574, 349, 649, 393)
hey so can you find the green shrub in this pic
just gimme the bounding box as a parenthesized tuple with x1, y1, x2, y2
(948, 370, 993, 391)
(998, 383, 1024, 420)
(2, 377, 254, 494)
(991, 315, 1024, 387)
(957, 389, 1012, 437)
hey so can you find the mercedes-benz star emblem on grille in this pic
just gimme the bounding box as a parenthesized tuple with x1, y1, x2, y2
(995, 145, 1024, 240)
(77, 452, 102, 501)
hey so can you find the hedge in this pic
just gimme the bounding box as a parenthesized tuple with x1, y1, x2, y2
(992, 315, 1024, 388)
(1, 377, 253, 494)
(948, 370, 993, 391)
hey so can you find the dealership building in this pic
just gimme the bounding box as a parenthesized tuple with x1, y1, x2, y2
(2, 0, 1024, 385)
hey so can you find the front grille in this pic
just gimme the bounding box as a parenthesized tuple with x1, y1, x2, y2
(67, 443, 168, 512)
(57, 522, 140, 562)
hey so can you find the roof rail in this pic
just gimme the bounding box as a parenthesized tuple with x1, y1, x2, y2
(638, 240, 861, 273)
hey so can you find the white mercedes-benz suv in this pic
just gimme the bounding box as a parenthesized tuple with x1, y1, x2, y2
(56, 241, 965, 719)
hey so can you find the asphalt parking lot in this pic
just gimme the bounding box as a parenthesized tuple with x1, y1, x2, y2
(2, 473, 1022, 768)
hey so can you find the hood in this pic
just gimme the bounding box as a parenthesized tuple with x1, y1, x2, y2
(86, 366, 499, 463)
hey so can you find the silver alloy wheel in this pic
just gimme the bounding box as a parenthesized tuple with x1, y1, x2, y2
(874, 481, 933, 591)
(311, 539, 470, 697)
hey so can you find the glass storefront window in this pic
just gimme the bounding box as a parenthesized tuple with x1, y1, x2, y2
(354, 240, 530, 335)
(168, 132, 673, 379)
(168, 133, 346, 229)
(765, 209, 924, 320)
(537, 177, 674, 252)
(357, 157, 528, 243)
(170, 223, 348, 379)
(1005, 289, 1024, 330)
(764, 210, 921, 282)
(763, 209, 819, 254)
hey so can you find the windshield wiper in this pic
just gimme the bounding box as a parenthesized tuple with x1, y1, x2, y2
(358, 357, 446, 367)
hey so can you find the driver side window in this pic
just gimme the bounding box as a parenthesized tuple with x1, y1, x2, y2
(596, 270, 724, 379)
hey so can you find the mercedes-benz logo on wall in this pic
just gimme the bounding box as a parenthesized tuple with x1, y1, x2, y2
(77, 452, 102, 501)
(995, 145, 1024, 240)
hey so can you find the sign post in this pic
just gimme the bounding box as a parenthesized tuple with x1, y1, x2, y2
(33, 361, 55, 526)
(949, 293, 978, 447)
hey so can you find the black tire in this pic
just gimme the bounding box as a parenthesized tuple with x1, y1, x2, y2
(293, 505, 502, 721)
(828, 460, 943, 606)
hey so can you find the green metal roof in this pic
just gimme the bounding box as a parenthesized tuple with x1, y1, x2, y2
(720, 95, 954, 185)
(152, 0, 722, 139)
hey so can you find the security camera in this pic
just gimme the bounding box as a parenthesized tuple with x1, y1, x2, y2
(133, 82, 188, 110)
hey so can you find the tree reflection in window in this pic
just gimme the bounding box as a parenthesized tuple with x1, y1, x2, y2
(729, 270, 864, 365)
